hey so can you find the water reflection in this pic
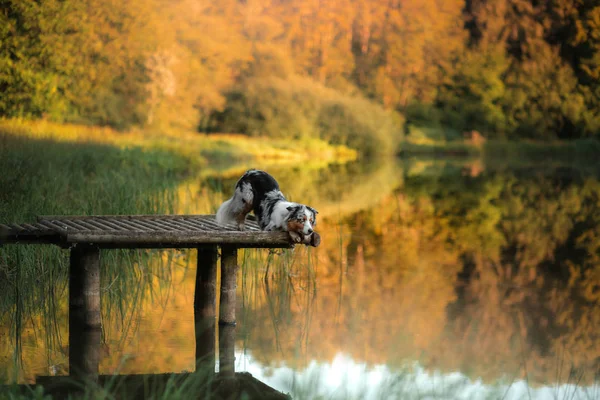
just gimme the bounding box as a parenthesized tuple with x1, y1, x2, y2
(2, 158, 600, 398)
(239, 352, 599, 399)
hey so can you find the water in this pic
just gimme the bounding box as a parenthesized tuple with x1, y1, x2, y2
(2, 158, 600, 399)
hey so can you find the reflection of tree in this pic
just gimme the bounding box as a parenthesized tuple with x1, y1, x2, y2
(241, 168, 600, 386)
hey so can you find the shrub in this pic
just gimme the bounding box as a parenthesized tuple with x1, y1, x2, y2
(206, 76, 402, 156)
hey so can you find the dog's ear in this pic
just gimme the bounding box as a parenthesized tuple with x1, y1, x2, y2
(286, 206, 294, 212)
(308, 206, 318, 215)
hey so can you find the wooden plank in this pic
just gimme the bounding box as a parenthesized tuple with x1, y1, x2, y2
(164, 219, 204, 231)
(121, 219, 160, 231)
(64, 231, 292, 247)
(60, 220, 90, 231)
(4, 215, 294, 248)
(179, 219, 210, 231)
(9, 223, 26, 231)
(76, 219, 114, 231)
(37, 220, 69, 233)
(153, 219, 191, 231)
(199, 215, 260, 231)
(68, 219, 100, 231)
(195, 218, 229, 231)
(37, 214, 263, 230)
(128, 218, 177, 231)
(117, 219, 156, 231)
(101, 218, 138, 231)
(38, 214, 217, 220)
(184, 218, 221, 231)
(95, 218, 134, 231)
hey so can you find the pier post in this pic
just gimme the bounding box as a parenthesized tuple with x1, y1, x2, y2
(219, 324, 236, 378)
(194, 246, 218, 371)
(219, 246, 238, 325)
(218, 246, 238, 377)
(69, 244, 101, 382)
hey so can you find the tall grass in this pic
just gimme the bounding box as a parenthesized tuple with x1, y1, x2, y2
(0, 132, 189, 383)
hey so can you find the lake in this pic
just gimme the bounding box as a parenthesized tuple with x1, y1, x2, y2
(1, 157, 599, 399)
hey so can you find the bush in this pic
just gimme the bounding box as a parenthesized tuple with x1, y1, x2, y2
(206, 76, 402, 156)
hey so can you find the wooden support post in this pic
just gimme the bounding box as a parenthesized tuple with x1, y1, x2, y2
(219, 246, 238, 325)
(218, 246, 237, 377)
(194, 246, 217, 372)
(69, 245, 101, 382)
(219, 324, 236, 378)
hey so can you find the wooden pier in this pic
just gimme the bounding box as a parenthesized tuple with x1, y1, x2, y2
(0, 215, 295, 394)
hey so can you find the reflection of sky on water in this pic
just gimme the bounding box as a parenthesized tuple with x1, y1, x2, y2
(235, 352, 599, 400)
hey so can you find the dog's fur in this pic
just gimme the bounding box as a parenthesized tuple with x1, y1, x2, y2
(216, 169, 318, 243)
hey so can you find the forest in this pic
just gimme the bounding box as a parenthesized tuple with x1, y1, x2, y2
(1, 0, 599, 150)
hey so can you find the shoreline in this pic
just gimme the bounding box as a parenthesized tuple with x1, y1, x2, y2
(0, 119, 358, 170)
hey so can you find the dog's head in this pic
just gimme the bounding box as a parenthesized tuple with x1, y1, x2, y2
(286, 204, 318, 235)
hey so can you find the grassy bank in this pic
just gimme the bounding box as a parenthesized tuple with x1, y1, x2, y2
(0, 119, 357, 168)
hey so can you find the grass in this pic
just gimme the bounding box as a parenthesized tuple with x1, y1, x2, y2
(0, 118, 357, 168)
(0, 128, 190, 385)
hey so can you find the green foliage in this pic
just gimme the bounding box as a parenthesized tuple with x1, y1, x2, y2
(208, 76, 402, 156)
(436, 48, 508, 136)
(1, 0, 600, 141)
(501, 45, 587, 139)
(0, 0, 69, 119)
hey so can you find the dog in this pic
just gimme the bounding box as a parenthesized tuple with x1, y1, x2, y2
(216, 169, 318, 244)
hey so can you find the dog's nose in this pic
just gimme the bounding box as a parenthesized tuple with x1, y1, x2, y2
(307, 229, 313, 234)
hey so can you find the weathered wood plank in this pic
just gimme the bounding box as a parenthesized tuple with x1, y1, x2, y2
(67, 219, 101, 231)
(121, 219, 162, 231)
(60, 220, 90, 231)
(64, 231, 292, 247)
(37, 220, 69, 232)
(101, 218, 137, 231)
(80, 219, 118, 231)
(3, 215, 299, 248)
(179, 219, 210, 231)
(96, 218, 136, 231)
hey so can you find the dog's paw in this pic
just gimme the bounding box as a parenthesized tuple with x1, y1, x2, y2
(288, 231, 302, 243)
(309, 231, 321, 247)
(299, 231, 321, 247)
